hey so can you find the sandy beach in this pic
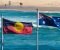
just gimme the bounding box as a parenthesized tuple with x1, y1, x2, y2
(0, 6, 60, 11)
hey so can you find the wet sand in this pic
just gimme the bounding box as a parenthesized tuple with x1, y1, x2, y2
(0, 6, 60, 11)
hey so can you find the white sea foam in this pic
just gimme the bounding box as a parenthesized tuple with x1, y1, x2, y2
(20, 10, 60, 13)
(18, 11, 60, 13)
(33, 24, 42, 27)
(39, 11, 60, 13)
(3, 17, 37, 23)
(33, 23, 57, 29)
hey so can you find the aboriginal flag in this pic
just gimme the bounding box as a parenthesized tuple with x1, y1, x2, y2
(3, 18, 32, 34)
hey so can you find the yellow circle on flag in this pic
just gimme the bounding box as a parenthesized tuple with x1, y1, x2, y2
(14, 22, 24, 32)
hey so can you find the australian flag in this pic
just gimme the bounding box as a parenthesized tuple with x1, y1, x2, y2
(3, 18, 32, 34)
(39, 13, 60, 28)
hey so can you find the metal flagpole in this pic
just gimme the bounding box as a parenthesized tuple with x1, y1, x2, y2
(36, 9, 39, 50)
(1, 14, 3, 50)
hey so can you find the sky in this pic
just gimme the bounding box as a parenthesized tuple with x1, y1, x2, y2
(0, 0, 60, 7)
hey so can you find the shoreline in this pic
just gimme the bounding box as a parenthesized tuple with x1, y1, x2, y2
(0, 6, 60, 12)
(1, 9, 60, 13)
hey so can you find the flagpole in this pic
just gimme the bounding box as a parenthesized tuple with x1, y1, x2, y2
(1, 14, 3, 50)
(36, 9, 39, 50)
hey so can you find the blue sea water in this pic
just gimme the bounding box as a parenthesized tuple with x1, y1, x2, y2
(0, 28, 2, 50)
(0, 10, 60, 50)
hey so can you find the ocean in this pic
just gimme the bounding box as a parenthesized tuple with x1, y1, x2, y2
(0, 10, 60, 50)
